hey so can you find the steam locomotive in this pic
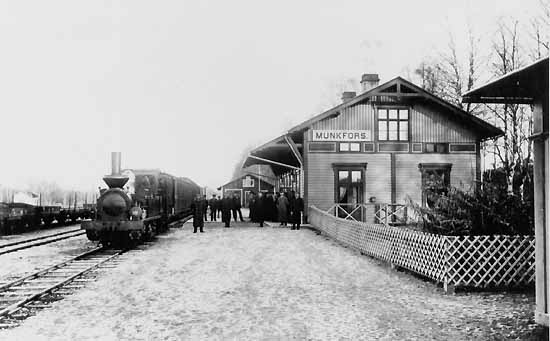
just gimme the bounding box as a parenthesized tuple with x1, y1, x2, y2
(82, 153, 200, 245)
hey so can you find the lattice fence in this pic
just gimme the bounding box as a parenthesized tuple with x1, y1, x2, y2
(309, 206, 535, 291)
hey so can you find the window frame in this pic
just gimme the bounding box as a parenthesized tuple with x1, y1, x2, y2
(424, 143, 449, 154)
(332, 163, 367, 205)
(338, 142, 362, 153)
(377, 107, 410, 142)
(418, 163, 452, 208)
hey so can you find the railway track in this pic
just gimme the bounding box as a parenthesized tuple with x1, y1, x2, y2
(0, 228, 86, 256)
(0, 247, 126, 329)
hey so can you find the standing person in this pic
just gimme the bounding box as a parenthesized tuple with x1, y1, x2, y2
(232, 194, 244, 222)
(268, 193, 277, 221)
(209, 194, 217, 222)
(221, 193, 232, 228)
(216, 195, 222, 220)
(249, 192, 256, 222)
(255, 192, 266, 227)
(277, 191, 289, 227)
(189, 194, 205, 233)
(202, 195, 208, 222)
(290, 191, 304, 230)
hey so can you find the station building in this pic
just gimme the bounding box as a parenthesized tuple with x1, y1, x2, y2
(243, 74, 503, 222)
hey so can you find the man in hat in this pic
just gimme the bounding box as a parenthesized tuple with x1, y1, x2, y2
(190, 193, 206, 233)
(221, 193, 232, 227)
(232, 193, 244, 222)
(209, 194, 218, 221)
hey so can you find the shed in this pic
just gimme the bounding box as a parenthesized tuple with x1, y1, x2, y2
(218, 173, 275, 207)
(463, 56, 549, 326)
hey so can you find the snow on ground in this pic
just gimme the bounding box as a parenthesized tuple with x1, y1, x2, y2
(0, 221, 541, 340)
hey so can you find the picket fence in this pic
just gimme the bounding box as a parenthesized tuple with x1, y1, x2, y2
(309, 206, 535, 292)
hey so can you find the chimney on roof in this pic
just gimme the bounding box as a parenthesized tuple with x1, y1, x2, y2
(341, 91, 356, 103)
(360, 73, 380, 92)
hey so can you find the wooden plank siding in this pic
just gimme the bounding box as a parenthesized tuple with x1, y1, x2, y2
(394, 153, 477, 204)
(307, 152, 391, 211)
(411, 103, 477, 143)
(308, 103, 374, 135)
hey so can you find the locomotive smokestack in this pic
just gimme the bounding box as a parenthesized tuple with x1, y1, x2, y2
(103, 152, 128, 189)
(111, 152, 121, 175)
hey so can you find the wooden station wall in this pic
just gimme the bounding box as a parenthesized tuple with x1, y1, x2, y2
(304, 100, 481, 211)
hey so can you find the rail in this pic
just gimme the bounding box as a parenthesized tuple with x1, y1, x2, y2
(0, 247, 125, 327)
(0, 229, 86, 256)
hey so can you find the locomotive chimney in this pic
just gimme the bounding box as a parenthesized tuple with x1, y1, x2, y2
(103, 152, 129, 189)
(111, 152, 121, 175)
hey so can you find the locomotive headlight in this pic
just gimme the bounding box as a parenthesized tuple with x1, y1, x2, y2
(129, 206, 143, 221)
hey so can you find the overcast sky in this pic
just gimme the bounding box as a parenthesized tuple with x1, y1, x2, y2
(0, 0, 538, 192)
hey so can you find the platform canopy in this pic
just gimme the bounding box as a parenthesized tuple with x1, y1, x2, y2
(242, 132, 303, 176)
(463, 57, 549, 104)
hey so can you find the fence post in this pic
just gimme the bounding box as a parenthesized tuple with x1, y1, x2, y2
(443, 236, 455, 294)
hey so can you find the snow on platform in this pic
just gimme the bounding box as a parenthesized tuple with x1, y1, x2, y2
(0, 221, 538, 340)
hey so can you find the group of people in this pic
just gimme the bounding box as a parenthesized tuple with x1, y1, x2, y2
(190, 193, 244, 232)
(249, 190, 304, 230)
(190, 190, 304, 233)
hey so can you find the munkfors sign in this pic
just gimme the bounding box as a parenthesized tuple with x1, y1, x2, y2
(312, 130, 371, 141)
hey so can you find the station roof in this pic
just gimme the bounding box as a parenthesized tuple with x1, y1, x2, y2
(462, 57, 548, 104)
(242, 134, 302, 175)
(244, 76, 504, 175)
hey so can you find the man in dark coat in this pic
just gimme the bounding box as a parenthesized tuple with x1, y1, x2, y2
(290, 191, 304, 230)
(254, 192, 266, 227)
(221, 193, 232, 227)
(248, 192, 257, 222)
(232, 194, 244, 222)
(209, 194, 218, 221)
(216, 195, 222, 219)
(277, 191, 289, 227)
(189, 194, 206, 233)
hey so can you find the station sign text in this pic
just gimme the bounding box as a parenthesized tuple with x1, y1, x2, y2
(312, 130, 371, 141)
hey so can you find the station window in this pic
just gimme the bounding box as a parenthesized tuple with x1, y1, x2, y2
(424, 143, 448, 153)
(339, 142, 361, 152)
(378, 108, 409, 141)
(419, 163, 452, 208)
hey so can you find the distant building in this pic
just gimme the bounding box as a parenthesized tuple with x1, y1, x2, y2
(218, 174, 275, 207)
(13, 192, 39, 206)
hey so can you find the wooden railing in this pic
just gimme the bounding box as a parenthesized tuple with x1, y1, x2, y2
(325, 203, 408, 226)
(309, 206, 535, 292)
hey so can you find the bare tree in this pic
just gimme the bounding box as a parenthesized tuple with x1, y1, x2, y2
(412, 25, 481, 113)
(528, 0, 550, 59)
